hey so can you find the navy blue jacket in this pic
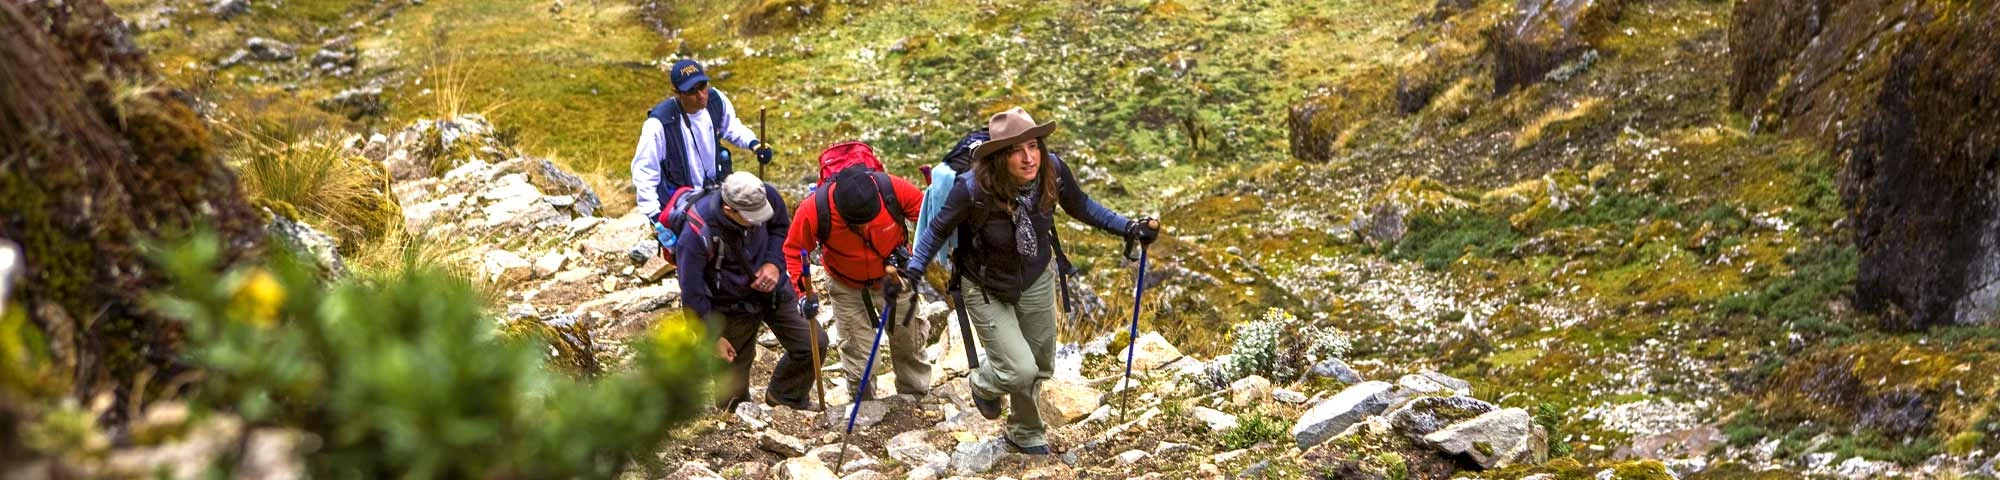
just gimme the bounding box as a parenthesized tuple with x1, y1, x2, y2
(906, 156, 1130, 303)
(677, 184, 792, 322)
(647, 91, 730, 201)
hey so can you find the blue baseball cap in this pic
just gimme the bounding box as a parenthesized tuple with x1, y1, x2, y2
(669, 59, 710, 93)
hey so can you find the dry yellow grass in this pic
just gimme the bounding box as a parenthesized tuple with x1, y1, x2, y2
(1514, 97, 1605, 150)
(233, 131, 402, 253)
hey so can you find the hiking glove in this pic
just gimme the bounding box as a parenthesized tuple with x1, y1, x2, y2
(751, 140, 774, 164)
(1126, 217, 1161, 245)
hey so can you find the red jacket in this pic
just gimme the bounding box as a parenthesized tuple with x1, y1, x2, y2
(783, 175, 925, 289)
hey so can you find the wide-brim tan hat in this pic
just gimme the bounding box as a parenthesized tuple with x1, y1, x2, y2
(970, 107, 1057, 160)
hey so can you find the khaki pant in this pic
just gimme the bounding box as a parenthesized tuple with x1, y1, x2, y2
(828, 279, 932, 398)
(965, 268, 1058, 448)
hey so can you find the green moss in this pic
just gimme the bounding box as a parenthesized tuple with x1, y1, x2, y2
(1391, 212, 1522, 271)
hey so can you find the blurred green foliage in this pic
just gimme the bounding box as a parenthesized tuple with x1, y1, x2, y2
(149, 232, 717, 478)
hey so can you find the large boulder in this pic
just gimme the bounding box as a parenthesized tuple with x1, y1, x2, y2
(1290, 380, 1398, 450)
(1421, 408, 1549, 470)
(1485, 0, 1623, 95)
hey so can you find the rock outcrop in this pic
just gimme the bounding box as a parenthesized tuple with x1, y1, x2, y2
(1485, 0, 1622, 95)
(1730, 0, 2000, 329)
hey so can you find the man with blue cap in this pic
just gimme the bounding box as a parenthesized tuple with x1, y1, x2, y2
(632, 59, 775, 231)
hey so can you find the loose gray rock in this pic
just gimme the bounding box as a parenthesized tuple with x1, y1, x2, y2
(1388, 396, 1497, 438)
(1422, 408, 1548, 470)
(1310, 358, 1364, 384)
(948, 437, 1008, 474)
(1191, 406, 1238, 433)
(1114, 449, 1150, 466)
(1290, 380, 1395, 450)
(886, 430, 949, 471)
(759, 431, 809, 457)
(266, 213, 347, 277)
(1273, 388, 1308, 404)
(821, 401, 889, 430)
(668, 461, 724, 480)
(318, 86, 384, 120)
(245, 37, 295, 62)
(210, 0, 249, 19)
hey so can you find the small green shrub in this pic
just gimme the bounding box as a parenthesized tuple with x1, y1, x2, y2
(1534, 402, 1573, 458)
(150, 233, 717, 478)
(1223, 412, 1287, 450)
(1392, 212, 1521, 271)
(1714, 244, 1858, 334)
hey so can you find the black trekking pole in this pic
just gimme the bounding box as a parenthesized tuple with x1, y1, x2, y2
(951, 284, 980, 371)
(1118, 221, 1156, 423)
(834, 268, 899, 471)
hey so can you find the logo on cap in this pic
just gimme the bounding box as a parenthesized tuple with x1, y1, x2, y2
(679, 65, 698, 77)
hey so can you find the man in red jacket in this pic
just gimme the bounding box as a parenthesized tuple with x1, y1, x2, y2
(783, 146, 933, 400)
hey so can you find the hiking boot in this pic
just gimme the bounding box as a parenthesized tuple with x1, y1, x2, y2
(1004, 436, 1050, 455)
(971, 393, 1003, 420)
(766, 395, 821, 412)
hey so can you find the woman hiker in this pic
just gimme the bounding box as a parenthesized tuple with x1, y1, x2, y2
(896, 107, 1160, 455)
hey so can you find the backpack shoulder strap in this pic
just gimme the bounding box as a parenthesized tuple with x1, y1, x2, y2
(870, 172, 909, 240)
(706, 88, 727, 132)
(814, 186, 833, 245)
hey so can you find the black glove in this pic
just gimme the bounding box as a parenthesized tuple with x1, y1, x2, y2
(752, 140, 774, 164)
(1126, 217, 1161, 245)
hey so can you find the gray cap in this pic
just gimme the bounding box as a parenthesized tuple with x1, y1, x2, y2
(721, 172, 773, 225)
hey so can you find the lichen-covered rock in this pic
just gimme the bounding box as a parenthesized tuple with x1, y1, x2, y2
(266, 213, 346, 278)
(1291, 380, 1397, 450)
(1, 0, 265, 421)
(1421, 408, 1548, 470)
(1388, 396, 1498, 438)
(1485, 0, 1622, 95)
(524, 157, 602, 217)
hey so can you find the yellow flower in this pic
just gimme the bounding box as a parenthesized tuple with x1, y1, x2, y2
(228, 269, 285, 328)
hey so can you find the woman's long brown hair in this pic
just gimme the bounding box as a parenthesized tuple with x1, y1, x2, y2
(972, 137, 1061, 215)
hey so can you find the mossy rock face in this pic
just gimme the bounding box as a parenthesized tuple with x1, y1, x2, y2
(1842, 2, 2000, 330)
(1725, 0, 1847, 116)
(0, 0, 264, 418)
(1484, 0, 1622, 96)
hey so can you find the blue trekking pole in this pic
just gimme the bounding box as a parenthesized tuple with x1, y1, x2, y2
(834, 267, 899, 471)
(1119, 228, 1152, 423)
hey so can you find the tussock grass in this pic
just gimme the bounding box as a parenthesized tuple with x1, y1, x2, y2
(233, 131, 401, 254)
(347, 227, 506, 309)
(1514, 97, 1605, 150)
